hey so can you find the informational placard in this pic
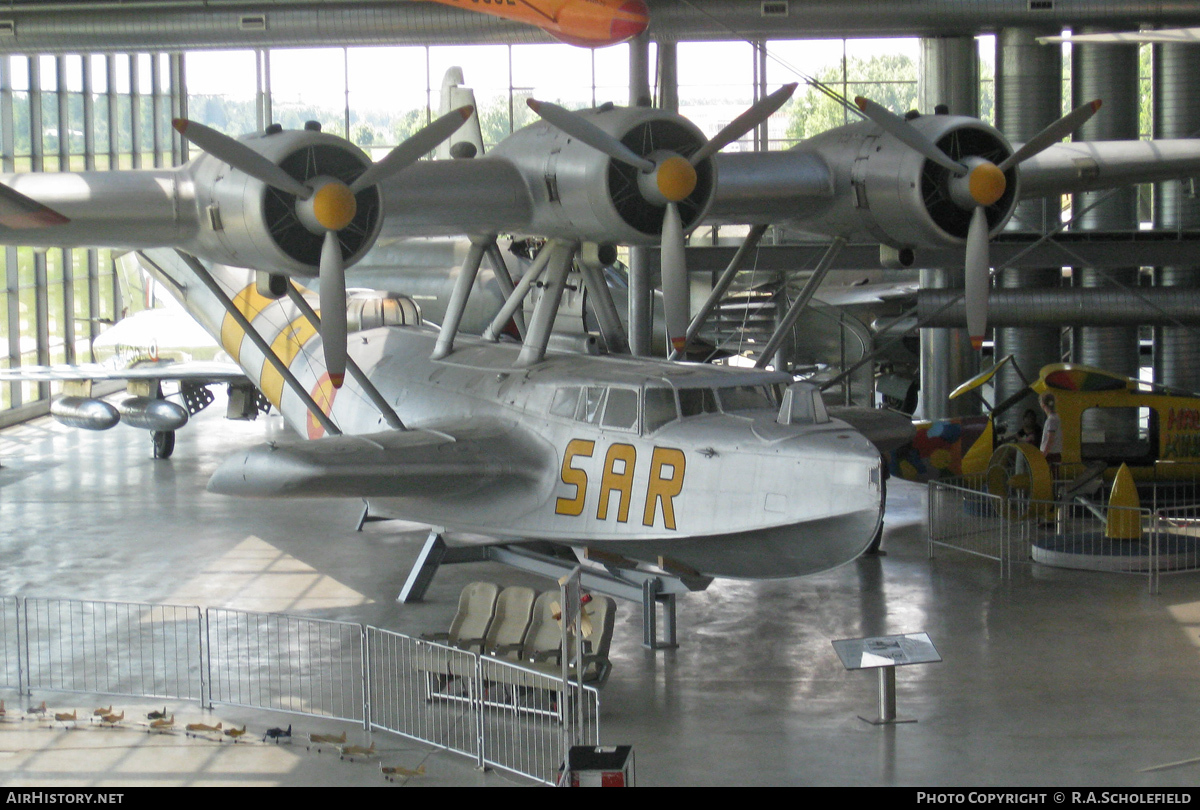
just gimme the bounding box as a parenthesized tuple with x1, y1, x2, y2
(832, 632, 941, 670)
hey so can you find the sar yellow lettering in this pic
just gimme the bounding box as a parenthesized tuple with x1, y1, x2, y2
(643, 447, 686, 530)
(597, 443, 636, 523)
(555, 439, 595, 517)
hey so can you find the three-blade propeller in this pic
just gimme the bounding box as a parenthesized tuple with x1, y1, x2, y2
(853, 96, 1102, 349)
(527, 83, 797, 355)
(173, 107, 473, 386)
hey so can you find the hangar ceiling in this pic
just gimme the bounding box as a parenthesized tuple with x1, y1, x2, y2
(0, 0, 1197, 53)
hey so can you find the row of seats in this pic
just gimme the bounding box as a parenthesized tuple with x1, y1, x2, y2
(422, 582, 616, 686)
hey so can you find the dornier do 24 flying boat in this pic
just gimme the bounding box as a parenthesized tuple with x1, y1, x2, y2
(5, 78, 1200, 578)
(0, 84, 892, 580)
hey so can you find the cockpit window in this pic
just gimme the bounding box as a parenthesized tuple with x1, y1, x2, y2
(550, 387, 580, 418)
(580, 387, 605, 424)
(718, 385, 776, 412)
(602, 388, 639, 431)
(643, 387, 678, 433)
(678, 388, 719, 418)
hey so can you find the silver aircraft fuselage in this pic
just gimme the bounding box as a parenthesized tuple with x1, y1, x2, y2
(137, 250, 884, 580)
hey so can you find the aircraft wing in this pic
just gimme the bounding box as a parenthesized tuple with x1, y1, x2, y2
(207, 419, 549, 499)
(0, 359, 247, 384)
(1018, 139, 1200, 199)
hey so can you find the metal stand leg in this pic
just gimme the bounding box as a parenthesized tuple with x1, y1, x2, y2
(859, 667, 916, 725)
(641, 579, 678, 650)
(399, 530, 448, 604)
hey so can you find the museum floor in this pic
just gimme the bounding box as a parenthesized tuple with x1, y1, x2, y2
(2, 399, 1200, 787)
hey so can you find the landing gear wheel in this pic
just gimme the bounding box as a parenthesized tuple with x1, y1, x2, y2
(985, 442, 1052, 518)
(152, 430, 176, 459)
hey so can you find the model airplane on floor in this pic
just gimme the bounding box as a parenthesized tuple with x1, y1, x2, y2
(420, 0, 649, 48)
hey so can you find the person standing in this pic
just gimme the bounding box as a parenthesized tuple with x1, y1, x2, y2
(1040, 392, 1062, 472)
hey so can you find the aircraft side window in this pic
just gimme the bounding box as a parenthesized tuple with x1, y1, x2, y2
(678, 388, 718, 418)
(550, 387, 581, 418)
(718, 385, 775, 412)
(578, 386, 605, 424)
(643, 387, 679, 434)
(602, 388, 639, 431)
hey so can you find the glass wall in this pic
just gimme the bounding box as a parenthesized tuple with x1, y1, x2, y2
(1, 53, 175, 413)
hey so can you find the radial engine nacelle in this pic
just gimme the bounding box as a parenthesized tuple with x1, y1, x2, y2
(487, 104, 717, 246)
(720, 114, 1021, 253)
(186, 127, 383, 281)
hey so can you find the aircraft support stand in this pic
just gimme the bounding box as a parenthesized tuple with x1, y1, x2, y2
(394, 531, 698, 649)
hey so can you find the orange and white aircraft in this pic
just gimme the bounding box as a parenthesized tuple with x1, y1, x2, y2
(422, 0, 649, 47)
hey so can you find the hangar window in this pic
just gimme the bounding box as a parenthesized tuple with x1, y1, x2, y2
(678, 388, 719, 418)
(643, 387, 678, 433)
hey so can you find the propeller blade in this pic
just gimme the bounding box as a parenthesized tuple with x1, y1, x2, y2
(349, 105, 475, 194)
(526, 98, 656, 173)
(0, 182, 69, 228)
(172, 119, 312, 200)
(964, 205, 991, 351)
(661, 202, 690, 354)
(997, 99, 1103, 173)
(854, 96, 968, 176)
(319, 230, 348, 388)
(690, 82, 799, 165)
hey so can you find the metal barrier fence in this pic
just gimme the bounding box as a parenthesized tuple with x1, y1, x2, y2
(1151, 505, 1200, 593)
(0, 596, 601, 785)
(206, 609, 365, 725)
(477, 653, 599, 784)
(0, 598, 20, 692)
(928, 477, 1198, 593)
(22, 598, 203, 700)
(928, 477, 1026, 577)
(366, 627, 481, 760)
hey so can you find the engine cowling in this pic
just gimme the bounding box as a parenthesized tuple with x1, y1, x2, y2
(185, 127, 383, 280)
(796, 115, 1020, 250)
(488, 104, 715, 245)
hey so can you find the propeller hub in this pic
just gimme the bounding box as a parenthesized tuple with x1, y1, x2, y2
(655, 155, 698, 203)
(312, 182, 357, 231)
(968, 162, 1007, 207)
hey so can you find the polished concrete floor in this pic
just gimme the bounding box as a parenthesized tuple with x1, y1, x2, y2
(3, 397, 1200, 787)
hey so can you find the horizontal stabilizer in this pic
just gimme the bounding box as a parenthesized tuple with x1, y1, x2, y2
(208, 421, 547, 499)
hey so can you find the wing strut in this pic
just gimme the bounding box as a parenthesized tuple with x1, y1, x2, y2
(282, 282, 406, 431)
(516, 238, 577, 367)
(754, 237, 846, 369)
(431, 236, 491, 360)
(482, 242, 555, 342)
(169, 250, 342, 437)
(670, 224, 768, 361)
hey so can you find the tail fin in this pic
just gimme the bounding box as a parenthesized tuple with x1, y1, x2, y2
(436, 67, 484, 159)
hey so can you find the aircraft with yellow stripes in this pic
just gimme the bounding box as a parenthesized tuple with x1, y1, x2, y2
(113, 246, 884, 580)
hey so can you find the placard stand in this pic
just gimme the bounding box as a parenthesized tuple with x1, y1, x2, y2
(831, 632, 942, 725)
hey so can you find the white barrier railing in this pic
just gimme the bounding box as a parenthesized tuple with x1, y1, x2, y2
(22, 598, 204, 701)
(928, 477, 1195, 593)
(206, 608, 366, 725)
(0, 596, 600, 786)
